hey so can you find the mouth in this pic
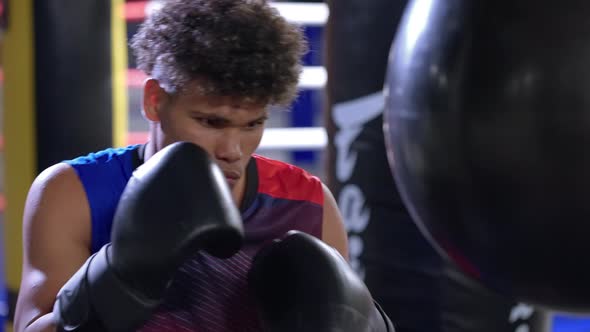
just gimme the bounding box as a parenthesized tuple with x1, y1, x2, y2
(223, 171, 241, 186)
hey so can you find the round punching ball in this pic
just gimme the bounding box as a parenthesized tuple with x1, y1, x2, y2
(384, 0, 590, 312)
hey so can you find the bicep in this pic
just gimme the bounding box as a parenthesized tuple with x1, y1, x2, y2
(320, 183, 350, 261)
(14, 164, 91, 332)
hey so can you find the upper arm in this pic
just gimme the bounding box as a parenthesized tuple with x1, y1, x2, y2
(14, 163, 92, 332)
(320, 183, 350, 261)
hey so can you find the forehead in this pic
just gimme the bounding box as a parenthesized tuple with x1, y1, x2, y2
(171, 80, 268, 115)
(175, 90, 267, 116)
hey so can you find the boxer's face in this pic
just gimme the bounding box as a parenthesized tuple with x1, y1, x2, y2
(144, 79, 267, 195)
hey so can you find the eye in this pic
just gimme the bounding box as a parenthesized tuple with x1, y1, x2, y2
(194, 117, 226, 129)
(246, 119, 266, 129)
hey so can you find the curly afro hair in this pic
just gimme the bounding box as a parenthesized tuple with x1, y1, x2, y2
(130, 0, 308, 107)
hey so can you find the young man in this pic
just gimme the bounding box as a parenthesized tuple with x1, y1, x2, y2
(14, 1, 393, 331)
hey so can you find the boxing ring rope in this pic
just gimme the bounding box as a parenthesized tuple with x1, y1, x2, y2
(124, 1, 330, 152)
(125, 1, 329, 26)
(126, 66, 328, 91)
(126, 127, 328, 151)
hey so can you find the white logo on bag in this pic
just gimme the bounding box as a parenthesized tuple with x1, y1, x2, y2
(333, 92, 384, 279)
(509, 303, 534, 332)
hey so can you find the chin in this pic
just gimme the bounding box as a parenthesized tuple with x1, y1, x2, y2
(226, 178, 238, 188)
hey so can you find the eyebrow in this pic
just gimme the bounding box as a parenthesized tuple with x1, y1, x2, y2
(190, 111, 269, 125)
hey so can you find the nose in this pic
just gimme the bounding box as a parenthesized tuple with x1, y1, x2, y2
(214, 129, 242, 163)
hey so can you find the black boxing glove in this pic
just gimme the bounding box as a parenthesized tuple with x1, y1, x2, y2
(248, 231, 395, 332)
(53, 142, 244, 332)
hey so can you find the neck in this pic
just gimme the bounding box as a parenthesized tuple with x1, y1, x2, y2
(232, 175, 247, 211)
(143, 125, 162, 161)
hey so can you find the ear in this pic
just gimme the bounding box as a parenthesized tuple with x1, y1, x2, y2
(143, 79, 168, 122)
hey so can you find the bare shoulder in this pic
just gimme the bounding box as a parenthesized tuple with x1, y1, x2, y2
(15, 163, 92, 332)
(23, 162, 91, 252)
(25, 162, 83, 208)
(26, 163, 83, 205)
(321, 183, 350, 261)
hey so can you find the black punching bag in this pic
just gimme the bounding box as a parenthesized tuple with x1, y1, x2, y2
(326, 0, 550, 331)
(384, 0, 590, 312)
